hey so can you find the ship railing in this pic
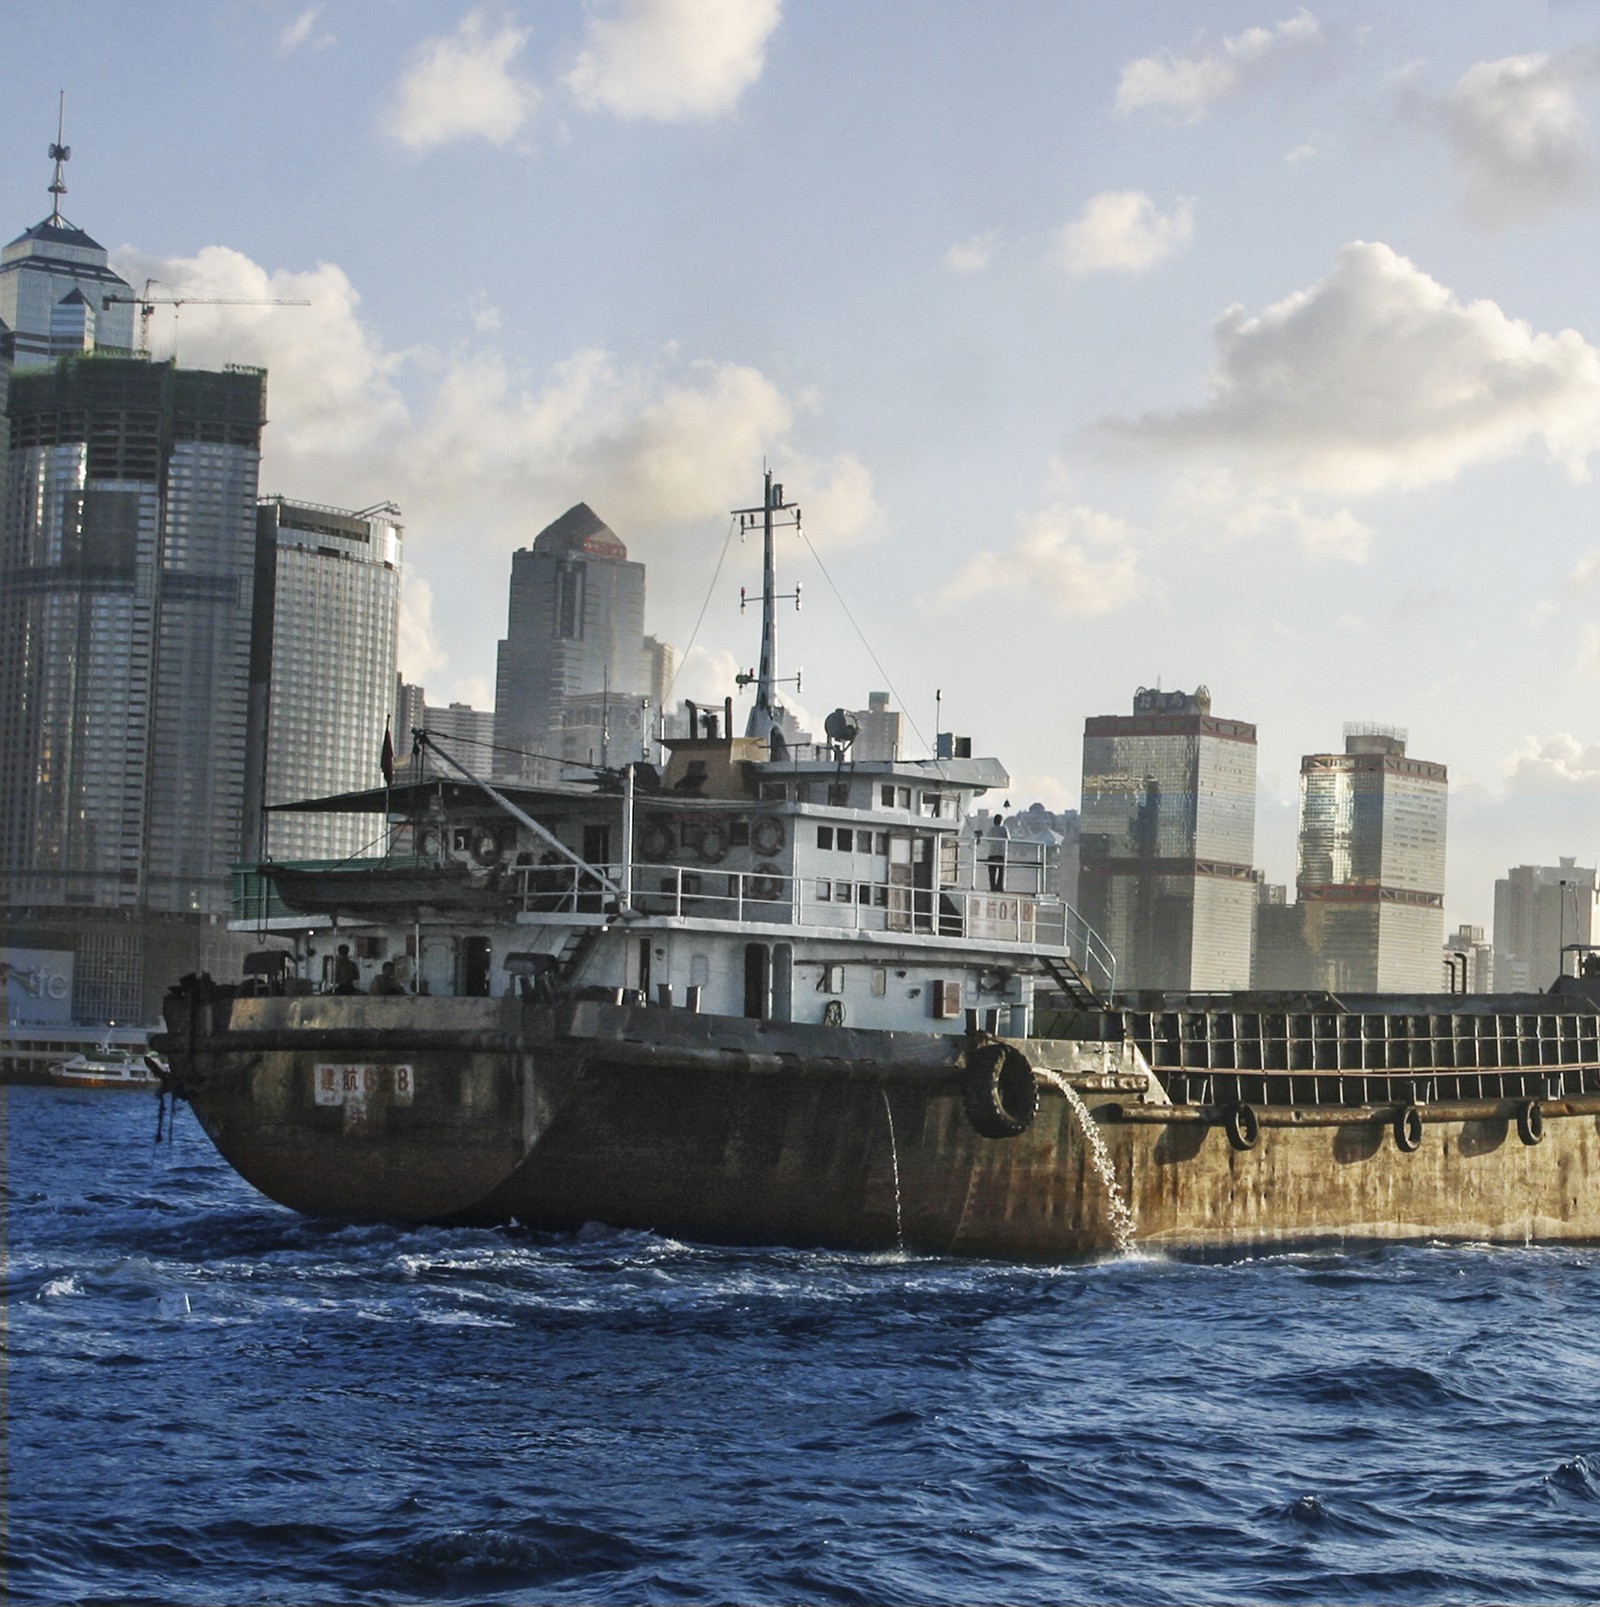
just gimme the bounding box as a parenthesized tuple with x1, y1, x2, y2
(512, 859, 1078, 951)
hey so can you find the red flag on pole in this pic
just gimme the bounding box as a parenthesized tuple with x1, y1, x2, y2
(381, 723, 395, 786)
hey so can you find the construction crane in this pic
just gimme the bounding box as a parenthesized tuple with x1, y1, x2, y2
(102, 279, 310, 354)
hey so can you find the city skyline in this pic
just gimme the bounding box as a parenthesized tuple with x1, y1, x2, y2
(8, 3, 1600, 935)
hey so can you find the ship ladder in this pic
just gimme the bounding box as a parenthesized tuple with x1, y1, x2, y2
(1040, 955, 1099, 1010)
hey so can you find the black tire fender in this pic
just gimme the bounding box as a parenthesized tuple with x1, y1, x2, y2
(1394, 1103, 1424, 1153)
(1224, 1103, 1260, 1152)
(751, 816, 785, 856)
(638, 821, 675, 861)
(1517, 1099, 1544, 1146)
(749, 863, 784, 901)
(963, 1042, 1038, 1140)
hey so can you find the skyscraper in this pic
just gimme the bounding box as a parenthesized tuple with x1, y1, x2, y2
(0, 137, 135, 368)
(1492, 859, 1599, 991)
(493, 503, 649, 780)
(1296, 724, 1447, 992)
(0, 355, 266, 1020)
(1078, 686, 1258, 992)
(246, 497, 403, 863)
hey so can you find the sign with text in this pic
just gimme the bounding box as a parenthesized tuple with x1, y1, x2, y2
(313, 1063, 415, 1106)
(3, 948, 74, 1026)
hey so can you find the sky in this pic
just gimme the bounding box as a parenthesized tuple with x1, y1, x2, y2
(7, 0, 1600, 933)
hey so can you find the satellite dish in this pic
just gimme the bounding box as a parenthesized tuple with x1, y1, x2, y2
(824, 709, 859, 749)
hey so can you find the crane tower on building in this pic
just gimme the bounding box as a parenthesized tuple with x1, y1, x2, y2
(102, 278, 311, 354)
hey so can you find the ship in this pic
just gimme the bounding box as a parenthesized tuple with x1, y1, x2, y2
(47, 1042, 163, 1091)
(153, 474, 1600, 1259)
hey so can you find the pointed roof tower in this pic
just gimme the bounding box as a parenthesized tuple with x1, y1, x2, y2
(0, 95, 136, 368)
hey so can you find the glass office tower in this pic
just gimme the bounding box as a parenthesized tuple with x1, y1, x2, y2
(1079, 686, 1258, 992)
(246, 497, 403, 863)
(1296, 725, 1448, 992)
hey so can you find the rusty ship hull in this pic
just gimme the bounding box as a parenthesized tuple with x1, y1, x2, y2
(156, 987, 1600, 1260)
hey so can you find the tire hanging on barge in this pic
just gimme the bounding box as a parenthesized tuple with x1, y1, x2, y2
(962, 1042, 1038, 1139)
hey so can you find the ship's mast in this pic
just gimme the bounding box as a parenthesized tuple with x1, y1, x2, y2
(734, 471, 802, 752)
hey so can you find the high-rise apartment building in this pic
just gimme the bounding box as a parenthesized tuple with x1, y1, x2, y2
(1492, 859, 1599, 991)
(246, 497, 402, 863)
(853, 692, 903, 762)
(493, 503, 650, 781)
(1078, 686, 1258, 992)
(1295, 725, 1447, 992)
(425, 700, 495, 771)
(0, 145, 135, 369)
(0, 356, 266, 1020)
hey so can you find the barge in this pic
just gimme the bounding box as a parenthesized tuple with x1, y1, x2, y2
(154, 475, 1600, 1258)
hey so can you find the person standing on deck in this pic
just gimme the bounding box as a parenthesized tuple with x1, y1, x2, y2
(986, 814, 1009, 892)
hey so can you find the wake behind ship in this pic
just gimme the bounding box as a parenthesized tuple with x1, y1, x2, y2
(154, 475, 1600, 1259)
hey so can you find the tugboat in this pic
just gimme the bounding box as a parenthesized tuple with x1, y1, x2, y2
(154, 475, 1600, 1259)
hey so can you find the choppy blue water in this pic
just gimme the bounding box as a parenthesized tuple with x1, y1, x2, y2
(8, 1083, 1600, 1607)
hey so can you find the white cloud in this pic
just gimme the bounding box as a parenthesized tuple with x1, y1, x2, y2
(279, 6, 335, 53)
(1503, 733, 1600, 793)
(1116, 9, 1325, 121)
(1103, 240, 1600, 492)
(1165, 469, 1371, 561)
(398, 575, 447, 685)
(566, 0, 780, 122)
(114, 243, 875, 686)
(1440, 52, 1600, 229)
(946, 232, 997, 274)
(1055, 191, 1194, 278)
(921, 503, 1141, 618)
(387, 8, 538, 151)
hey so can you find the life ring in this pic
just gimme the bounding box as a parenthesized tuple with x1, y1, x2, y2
(1393, 1104, 1424, 1153)
(471, 829, 499, 866)
(963, 1042, 1038, 1140)
(696, 822, 729, 864)
(1517, 1099, 1544, 1146)
(1224, 1103, 1260, 1152)
(750, 862, 784, 901)
(822, 999, 845, 1027)
(751, 816, 785, 856)
(638, 821, 675, 861)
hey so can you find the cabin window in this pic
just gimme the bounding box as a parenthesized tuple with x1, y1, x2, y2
(816, 826, 834, 849)
(760, 782, 788, 802)
(815, 879, 832, 901)
(828, 783, 849, 806)
(932, 979, 962, 1019)
(871, 967, 888, 997)
(873, 885, 889, 907)
(919, 792, 943, 818)
(452, 828, 472, 853)
(583, 824, 611, 864)
(875, 832, 889, 855)
(795, 782, 814, 803)
(819, 964, 845, 994)
(835, 882, 853, 902)
(859, 884, 873, 904)
(897, 786, 912, 809)
(836, 828, 853, 852)
(880, 784, 895, 808)
(355, 935, 386, 959)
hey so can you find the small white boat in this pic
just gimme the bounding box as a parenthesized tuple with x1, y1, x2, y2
(47, 1044, 162, 1091)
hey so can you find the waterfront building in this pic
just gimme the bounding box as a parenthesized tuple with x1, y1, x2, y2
(0, 356, 266, 1021)
(246, 497, 403, 863)
(425, 699, 495, 771)
(1295, 725, 1447, 992)
(1492, 859, 1600, 991)
(853, 692, 903, 763)
(1078, 686, 1258, 992)
(1443, 924, 1494, 994)
(493, 503, 650, 782)
(0, 139, 135, 368)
